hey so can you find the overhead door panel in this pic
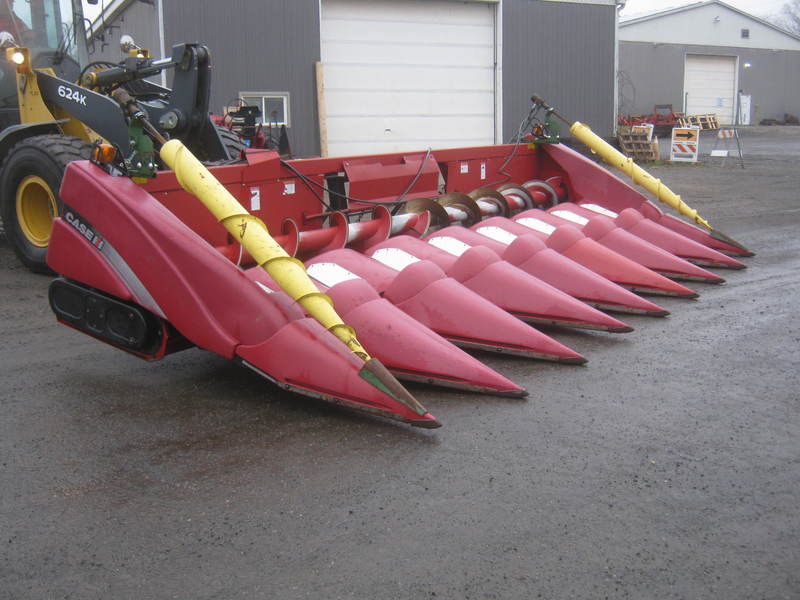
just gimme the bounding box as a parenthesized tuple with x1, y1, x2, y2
(684, 54, 736, 125)
(321, 0, 496, 156)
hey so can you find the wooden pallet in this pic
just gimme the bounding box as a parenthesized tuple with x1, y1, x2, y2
(677, 114, 720, 130)
(617, 132, 660, 161)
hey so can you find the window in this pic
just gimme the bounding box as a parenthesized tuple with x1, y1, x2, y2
(237, 92, 291, 127)
(741, 28, 750, 39)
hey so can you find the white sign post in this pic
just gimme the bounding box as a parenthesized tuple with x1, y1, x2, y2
(670, 126, 701, 163)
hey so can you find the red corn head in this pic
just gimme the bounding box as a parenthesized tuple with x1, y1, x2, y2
(544, 204, 725, 284)
(540, 142, 752, 257)
(607, 204, 747, 269)
(367, 235, 629, 332)
(438, 222, 668, 316)
(247, 269, 526, 397)
(509, 211, 699, 298)
(305, 249, 586, 363)
(656, 212, 753, 258)
(237, 319, 440, 428)
(325, 278, 527, 396)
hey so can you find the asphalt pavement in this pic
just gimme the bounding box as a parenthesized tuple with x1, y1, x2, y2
(1, 126, 798, 599)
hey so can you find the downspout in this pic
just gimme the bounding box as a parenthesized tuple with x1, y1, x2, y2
(158, 0, 166, 87)
(614, 0, 626, 135)
(494, 0, 503, 144)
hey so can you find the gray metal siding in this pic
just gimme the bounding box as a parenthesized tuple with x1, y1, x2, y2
(503, 0, 617, 139)
(87, 1, 161, 64)
(618, 42, 685, 118)
(163, 0, 321, 157)
(619, 41, 800, 123)
(90, 0, 618, 155)
(90, 0, 322, 157)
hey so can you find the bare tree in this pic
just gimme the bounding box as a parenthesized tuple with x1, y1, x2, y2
(779, 0, 800, 34)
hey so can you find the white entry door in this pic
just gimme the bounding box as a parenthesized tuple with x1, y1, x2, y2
(321, 0, 497, 156)
(684, 54, 737, 125)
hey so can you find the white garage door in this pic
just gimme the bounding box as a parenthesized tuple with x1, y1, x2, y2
(684, 54, 737, 125)
(320, 0, 497, 156)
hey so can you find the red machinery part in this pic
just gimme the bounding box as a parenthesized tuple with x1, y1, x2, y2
(538, 142, 753, 257)
(304, 249, 586, 363)
(141, 142, 750, 259)
(366, 235, 632, 333)
(343, 153, 440, 207)
(236, 318, 440, 427)
(650, 210, 753, 260)
(468, 187, 511, 219)
(522, 179, 562, 208)
(631, 203, 747, 268)
(325, 279, 526, 397)
(239, 209, 430, 261)
(214, 217, 301, 266)
(244, 268, 527, 397)
(566, 203, 744, 270)
(293, 211, 350, 260)
(344, 205, 393, 253)
(495, 183, 534, 213)
(51, 162, 439, 428)
(390, 210, 432, 239)
(430, 224, 668, 316)
(46, 136, 757, 430)
(542, 204, 725, 284)
(498, 212, 699, 298)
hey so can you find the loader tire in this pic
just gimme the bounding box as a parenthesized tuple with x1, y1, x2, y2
(214, 125, 246, 160)
(0, 135, 93, 273)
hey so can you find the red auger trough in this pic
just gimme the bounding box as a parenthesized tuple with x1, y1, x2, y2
(43, 110, 752, 428)
(0, 33, 749, 430)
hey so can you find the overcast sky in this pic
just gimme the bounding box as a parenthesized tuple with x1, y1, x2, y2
(620, 0, 789, 20)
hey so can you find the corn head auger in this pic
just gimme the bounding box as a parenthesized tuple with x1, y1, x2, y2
(46, 93, 753, 428)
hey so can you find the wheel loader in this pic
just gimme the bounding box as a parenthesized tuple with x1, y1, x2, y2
(0, 0, 241, 273)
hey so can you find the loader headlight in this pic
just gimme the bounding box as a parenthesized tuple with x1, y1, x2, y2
(5, 46, 29, 72)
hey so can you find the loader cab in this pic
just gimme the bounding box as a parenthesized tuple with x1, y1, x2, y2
(0, 0, 87, 130)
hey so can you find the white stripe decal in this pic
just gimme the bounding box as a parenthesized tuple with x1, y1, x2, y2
(551, 210, 588, 226)
(427, 236, 471, 257)
(306, 262, 361, 288)
(516, 217, 555, 236)
(580, 203, 618, 218)
(475, 226, 518, 245)
(370, 247, 421, 272)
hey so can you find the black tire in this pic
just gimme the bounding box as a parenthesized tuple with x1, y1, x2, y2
(214, 125, 246, 160)
(0, 135, 93, 273)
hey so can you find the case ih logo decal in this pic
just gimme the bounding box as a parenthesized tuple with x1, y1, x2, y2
(64, 207, 105, 250)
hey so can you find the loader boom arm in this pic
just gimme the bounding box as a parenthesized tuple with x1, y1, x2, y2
(13, 43, 227, 161)
(34, 70, 130, 149)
